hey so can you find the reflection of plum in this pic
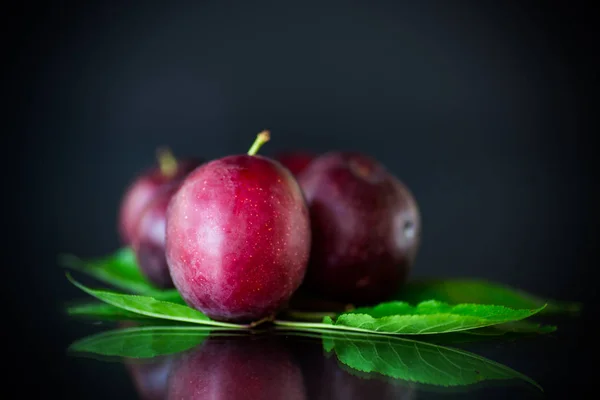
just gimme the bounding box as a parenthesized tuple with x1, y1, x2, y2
(320, 358, 417, 400)
(124, 356, 173, 400)
(288, 338, 416, 400)
(167, 335, 307, 400)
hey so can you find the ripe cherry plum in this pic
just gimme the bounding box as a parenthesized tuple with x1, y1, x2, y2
(165, 132, 311, 323)
(297, 151, 421, 305)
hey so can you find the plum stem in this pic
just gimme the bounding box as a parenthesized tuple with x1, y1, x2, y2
(248, 314, 275, 328)
(247, 130, 271, 156)
(157, 147, 178, 177)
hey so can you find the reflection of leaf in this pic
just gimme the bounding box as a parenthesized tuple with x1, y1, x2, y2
(396, 279, 581, 315)
(58, 248, 184, 303)
(68, 326, 212, 358)
(66, 273, 246, 329)
(322, 332, 542, 390)
(310, 300, 545, 335)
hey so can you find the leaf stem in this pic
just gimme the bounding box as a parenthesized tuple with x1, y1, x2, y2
(248, 314, 276, 328)
(247, 130, 270, 156)
(273, 320, 383, 335)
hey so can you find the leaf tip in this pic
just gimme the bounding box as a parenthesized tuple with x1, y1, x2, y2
(531, 379, 544, 392)
(65, 271, 74, 282)
(65, 272, 95, 297)
(65, 271, 78, 286)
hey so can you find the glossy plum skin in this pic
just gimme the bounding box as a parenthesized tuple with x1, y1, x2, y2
(118, 159, 203, 245)
(165, 154, 311, 323)
(274, 151, 316, 176)
(167, 336, 306, 400)
(131, 185, 180, 288)
(297, 152, 421, 305)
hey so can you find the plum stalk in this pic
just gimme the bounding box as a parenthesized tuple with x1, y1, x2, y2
(247, 130, 271, 156)
(157, 147, 178, 178)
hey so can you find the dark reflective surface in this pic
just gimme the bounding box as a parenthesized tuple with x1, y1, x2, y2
(62, 316, 592, 400)
(93, 330, 419, 400)
(168, 335, 307, 400)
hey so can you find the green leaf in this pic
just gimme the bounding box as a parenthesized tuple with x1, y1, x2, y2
(66, 301, 154, 321)
(67, 301, 224, 325)
(277, 310, 555, 336)
(407, 321, 556, 343)
(68, 325, 212, 359)
(65, 273, 246, 329)
(322, 332, 542, 390)
(59, 248, 186, 302)
(59, 248, 156, 293)
(275, 300, 546, 335)
(462, 320, 556, 336)
(59, 247, 185, 304)
(152, 289, 185, 303)
(395, 279, 581, 315)
(409, 321, 556, 345)
(334, 300, 547, 334)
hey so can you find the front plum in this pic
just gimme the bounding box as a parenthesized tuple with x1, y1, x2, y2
(165, 148, 311, 324)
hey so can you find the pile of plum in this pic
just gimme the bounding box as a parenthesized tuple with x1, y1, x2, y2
(117, 131, 421, 324)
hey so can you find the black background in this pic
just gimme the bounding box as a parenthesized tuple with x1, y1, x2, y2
(6, 0, 597, 398)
